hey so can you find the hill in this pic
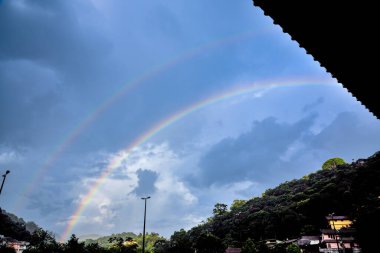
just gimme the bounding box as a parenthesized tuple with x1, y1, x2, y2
(84, 232, 165, 252)
(0, 209, 39, 241)
(78, 234, 102, 241)
(84, 232, 138, 247)
(172, 152, 380, 252)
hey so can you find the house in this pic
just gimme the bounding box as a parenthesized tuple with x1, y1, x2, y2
(0, 236, 29, 253)
(297, 236, 320, 253)
(7, 239, 29, 253)
(319, 216, 361, 253)
(326, 216, 352, 230)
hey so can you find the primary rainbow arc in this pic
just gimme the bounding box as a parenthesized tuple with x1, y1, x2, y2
(60, 78, 336, 241)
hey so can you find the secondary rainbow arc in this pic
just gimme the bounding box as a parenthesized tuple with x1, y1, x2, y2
(60, 78, 336, 241)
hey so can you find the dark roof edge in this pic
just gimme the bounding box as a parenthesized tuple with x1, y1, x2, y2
(251, 0, 377, 119)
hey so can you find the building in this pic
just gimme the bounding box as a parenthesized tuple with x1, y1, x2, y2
(319, 216, 361, 253)
(0, 235, 29, 253)
(326, 216, 352, 230)
(297, 236, 320, 253)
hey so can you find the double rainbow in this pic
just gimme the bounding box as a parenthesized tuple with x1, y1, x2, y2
(60, 78, 336, 241)
(15, 30, 268, 212)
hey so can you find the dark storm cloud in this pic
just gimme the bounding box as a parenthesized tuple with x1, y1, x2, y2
(133, 169, 158, 196)
(0, 0, 111, 145)
(194, 115, 317, 186)
(0, 60, 62, 144)
(310, 112, 380, 159)
(27, 194, 73, 216)
(0, 0, 110, 77)
(193, 111, 380, 188)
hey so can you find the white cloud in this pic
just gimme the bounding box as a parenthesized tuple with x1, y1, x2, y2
(0, 145, 23, 163)
(66, 142, 198, 237)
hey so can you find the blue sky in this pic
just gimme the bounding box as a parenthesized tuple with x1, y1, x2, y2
(1, 0, 379, 239)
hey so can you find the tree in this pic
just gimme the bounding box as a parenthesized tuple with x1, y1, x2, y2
(109, 236, 138, 253)
(153, 239, 170, 253)
(169, 229, 193, 253)
(64, 234, 85, 253)
(0, 208, 31, 242)
(25, 228, 62, 253)
(85, 243, 106, 253)
(230, 200, 247, 211)
(286, 244, 301, 253)
(122, 237, 138, 253)
(135, 232, 164, 253)
(194, 232, 225, 253)
(222, 233, 239, 248)
(322, 158, 346, 170)
(256, 242, 269, 253)
(354, 197, 380, 253)
(213, 203, 228, 216)
(241, 238, 257, 253)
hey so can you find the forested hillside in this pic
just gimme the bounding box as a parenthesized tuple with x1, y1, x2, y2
(168, 152, 380, 252)
(0, 208, 38, 241)
(84, 232, 164, 252)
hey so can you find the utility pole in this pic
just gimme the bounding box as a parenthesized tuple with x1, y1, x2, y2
(141, 196, 150, 253)
(0, 170, 10, 196)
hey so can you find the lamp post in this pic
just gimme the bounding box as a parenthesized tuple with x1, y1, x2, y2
(0, 170, 10, 196)
(329, 213, 341, 253)
(141, 196, 150, 253)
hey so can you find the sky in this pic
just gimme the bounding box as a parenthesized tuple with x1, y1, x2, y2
(1, 0, 380, 241)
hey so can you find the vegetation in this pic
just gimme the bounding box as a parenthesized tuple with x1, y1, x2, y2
(322, 157, 346, 170)
(84, 233, 137, 248)
(230, 200, 247, 211)
(1, 153, 379, 252)
(241, 238, 257, 253)
(0, 209, 39, 242)
(285, 244, 300, 253)
(166, 153, 380, 252)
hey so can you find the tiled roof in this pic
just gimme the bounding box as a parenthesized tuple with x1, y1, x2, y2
(326, 216, 349, 220)
(321, 228, 356, 234)
(322, 238, 355, 243)
(252, 0, 379, 119)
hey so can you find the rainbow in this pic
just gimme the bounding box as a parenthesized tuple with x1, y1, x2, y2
(15, 30, 269, 211)
(60, 78, 337, 241)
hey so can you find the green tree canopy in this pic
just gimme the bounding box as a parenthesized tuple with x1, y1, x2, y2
(24, 228, 62, 253)
(241, 238, 257, 253)
(153, 239, 170, 253)
(213, 203, 228, 216)
(286, 244, 301, 253)
(169, 229, 193, 253)
(194, 232, 225, 253)
(322, 158, 346, 170)
(65, 234, 85, 253)
(230, 200, 247, 211)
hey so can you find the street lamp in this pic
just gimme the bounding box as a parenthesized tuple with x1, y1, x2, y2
(0, 170, 10, 196)
(141, 196, 150, 253)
